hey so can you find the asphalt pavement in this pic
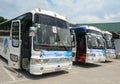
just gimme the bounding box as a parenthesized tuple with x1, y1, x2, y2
(0, 56, 120, 84)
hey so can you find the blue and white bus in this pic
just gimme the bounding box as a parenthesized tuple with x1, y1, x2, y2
(102, 31, 116, 60)
(0, 8, 72, 75)
(70, 26, 105, 63)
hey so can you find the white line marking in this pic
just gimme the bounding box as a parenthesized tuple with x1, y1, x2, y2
(2, 67, 16, 81)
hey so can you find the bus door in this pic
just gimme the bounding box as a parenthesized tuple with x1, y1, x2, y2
(76, 29, 86, 62)
(9, 20, 21, 69)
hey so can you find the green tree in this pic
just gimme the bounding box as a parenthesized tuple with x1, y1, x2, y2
(69, 23, 76, 27)
(0, 16, 7, 23)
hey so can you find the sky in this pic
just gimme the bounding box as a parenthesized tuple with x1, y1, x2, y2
(0, 0, 120, 24)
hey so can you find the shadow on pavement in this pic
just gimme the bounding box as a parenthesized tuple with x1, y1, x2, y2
(3, 64, 69, 80)
(73, 62, 102, 68)
(14, 69, 69, 80)
(100, 60, 113, 63)
(0, 55, 8, 65)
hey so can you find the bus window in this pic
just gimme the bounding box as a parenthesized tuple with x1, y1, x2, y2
(33, 14, 71, 50)
(87, 34, 98, 49)
(87, 35, 92, 48)
(12, 22, 19, 47)
(97, 35, 105, 48)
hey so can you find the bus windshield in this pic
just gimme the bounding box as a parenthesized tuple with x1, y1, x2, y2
(33, 14, 71, 50)
(87, 30, 105, 49)
(104, 34, 114, 49)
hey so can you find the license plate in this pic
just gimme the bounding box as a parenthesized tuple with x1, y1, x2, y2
(55, 67, 61, 71)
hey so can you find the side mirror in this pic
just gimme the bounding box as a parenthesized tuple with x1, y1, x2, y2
(71, 34, 75, 47)
(29, 26, 35, 36)
(72, 42, 75, 47)
(71, 35, 74, 41)
(30, 26, 36, 31)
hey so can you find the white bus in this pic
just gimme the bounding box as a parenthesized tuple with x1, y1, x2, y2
(102, 31, 116, 59)
(70, 26, 105, 63)
(0, 8, 72, 75)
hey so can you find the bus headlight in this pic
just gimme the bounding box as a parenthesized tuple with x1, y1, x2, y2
(60, 58, 72, 62)
(86, 53, 96, 57)
(30, 58, 72, 64)
(31, 59, 41, 64)
(42, 59, 49, 63)
(30, 59, 50, 64)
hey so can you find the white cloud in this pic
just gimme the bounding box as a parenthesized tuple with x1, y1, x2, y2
(0, 0, 120, 23)
(0, 0, 50, 19)
(71, 15, 102, 24)
(104, 12, 120, 20)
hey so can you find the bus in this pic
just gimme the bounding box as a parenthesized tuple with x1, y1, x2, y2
(70, 25, 105, 63)
(102, 31, 116, 60)
(0, 8, 72, 75)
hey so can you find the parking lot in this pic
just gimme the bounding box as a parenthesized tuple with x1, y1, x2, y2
(0, 56, 120, 84)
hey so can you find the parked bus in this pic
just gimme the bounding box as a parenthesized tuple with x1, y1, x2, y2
(0, 8, 72, 75)
(102, 31, 116, 59)
(70, 26, 105, 63)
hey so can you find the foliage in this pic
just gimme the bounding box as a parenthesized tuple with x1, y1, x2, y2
(0, 16, 7, 23)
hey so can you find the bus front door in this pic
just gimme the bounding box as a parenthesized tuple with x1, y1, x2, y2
(9, 20, 21, 69)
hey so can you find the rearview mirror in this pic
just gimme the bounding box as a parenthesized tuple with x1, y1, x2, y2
(71, 35, 74, 41)
(71, 34, 75, 47)
(30, 26, 36, 31)
(29, 26, 35, 36)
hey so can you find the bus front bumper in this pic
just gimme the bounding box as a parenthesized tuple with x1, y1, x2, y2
(85, 56, 105, 63)
(29, 62, 72, 75)
(105, 54, 116, 59)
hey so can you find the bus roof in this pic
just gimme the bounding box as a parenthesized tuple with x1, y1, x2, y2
(0, 8, 68, 25)
(70, 26, 86, 32)
(102, 30, 112, 35)
(30, 8, 68, 21)
(70, 25, 102, 33)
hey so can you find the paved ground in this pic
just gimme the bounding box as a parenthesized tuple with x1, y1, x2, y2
(0, 56, 120, 84)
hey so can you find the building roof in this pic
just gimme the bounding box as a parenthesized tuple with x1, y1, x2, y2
(79, 22, 120, 32)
